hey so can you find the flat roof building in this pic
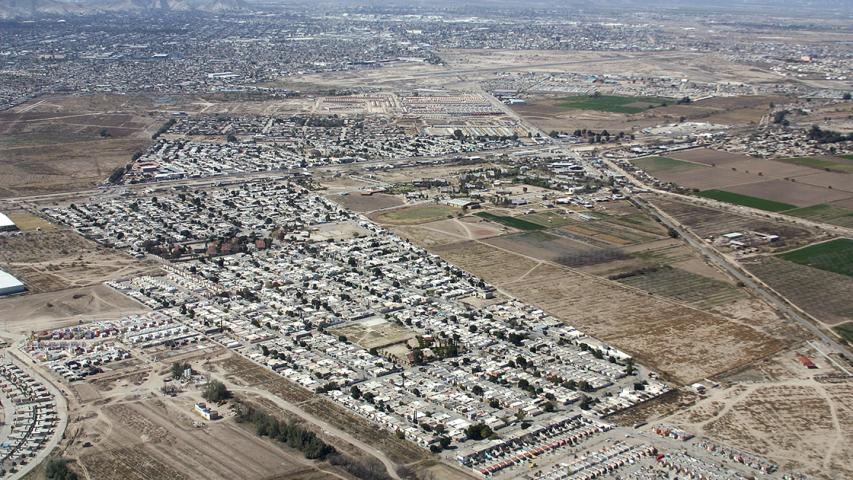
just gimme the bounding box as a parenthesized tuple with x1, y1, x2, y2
(0, 270, 26, 297)
(0, 213, 18, 232)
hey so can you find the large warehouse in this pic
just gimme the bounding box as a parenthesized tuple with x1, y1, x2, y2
(0, 213, 18, 233)
(0, 270, 26, 297)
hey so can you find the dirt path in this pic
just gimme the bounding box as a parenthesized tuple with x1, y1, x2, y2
(815, 384, 843, 471)
(225, 384, 402, 480)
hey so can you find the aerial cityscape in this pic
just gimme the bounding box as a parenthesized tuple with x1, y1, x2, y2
(0, 1, 851, 479)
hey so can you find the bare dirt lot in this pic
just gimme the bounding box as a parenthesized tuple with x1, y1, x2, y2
(327, 192, 404, 213)
(212, 354, 426, 466)
(668, 148, 754, 166)
(0, 93, 317, 198)
(432, 241, 789, 385)
(328, 318, 417, 351)
(0, 284, 149, 335)
(511, 94, 782, 134)
(666, 349, 853, 480)
(0, 228, 159, 293)
(0, 95, 162, 197)
(74, 398, 341, 480)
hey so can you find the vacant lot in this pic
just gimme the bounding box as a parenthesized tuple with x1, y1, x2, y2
(391, 217, 508, 248)
(214, 355, 426, 465)
(4, 210, 56, 231)
(433, 240, 540, 284)
(615, 266, 745, 309)
(698, 189, 797, 212)
(433, 241, 786, 384)
(0, 95, 161, 197)
(554, 95, 672, 114)
(744, 256, 853, 326)
(672, 382, 853, 479)
(372, 204, 458, 225)
(0, 229, 158, 293)
(328, 318, 416, 350)
(0, 283, 149, 334)
(630, 156, 706, 174)
(484, 230, 597, 263)
(327, 192, 403, 212)
(778, 238, 853, 278)
(75, 399, 338, 480)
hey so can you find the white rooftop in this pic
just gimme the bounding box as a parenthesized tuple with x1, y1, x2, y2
(0, 213, 15, 228)
(0, 270, 24, 290)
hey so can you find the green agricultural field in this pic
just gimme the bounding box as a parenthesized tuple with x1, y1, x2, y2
(630, 156, 705, 174)
(779, 238, 853, 278)
(784, 204, 853, 228)
(555, 95, 672, 114)
(519, 210, 572, 227)
(475, 212, 544, 231)
(697, 190, 797, 212)
(376, 204, 458, 224)
(776, 157, 853, 173)
(834, 323, 853, 343)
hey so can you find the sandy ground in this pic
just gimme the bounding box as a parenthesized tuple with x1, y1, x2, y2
(0, 284, 149, 337)
(665, 346, 853, 480)
(0, 228, 160, 293)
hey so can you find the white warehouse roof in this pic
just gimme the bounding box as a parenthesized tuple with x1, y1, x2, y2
(0, 269, 25, 291)
(0, 213, 15, 229)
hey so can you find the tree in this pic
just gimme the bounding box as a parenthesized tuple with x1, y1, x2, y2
(350, 385, 362, 400)
(439, 436, 452, 449)
(465, 423, 493, 441)
(471, 385, 484, 396)
(202, 380, 230, 402)
(45, 458, 78, 480)
(843, 92, 852, 100)
(171, 361, 191, 379)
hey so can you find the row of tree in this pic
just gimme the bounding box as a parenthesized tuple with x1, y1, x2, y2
(234, 400, 335, 460)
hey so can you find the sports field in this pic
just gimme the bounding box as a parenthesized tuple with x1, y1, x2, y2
(697, 190, 797, 212)
(779, 238, 853, 278)
(475, 212, 544, 231)
(556, 95, 672, 114)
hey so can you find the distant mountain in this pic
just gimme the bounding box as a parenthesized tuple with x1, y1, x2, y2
(0, 0, 249, 18)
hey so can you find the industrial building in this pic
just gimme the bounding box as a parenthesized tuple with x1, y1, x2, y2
(0, 213, 18, 233)
(0, 270, 26, 297)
